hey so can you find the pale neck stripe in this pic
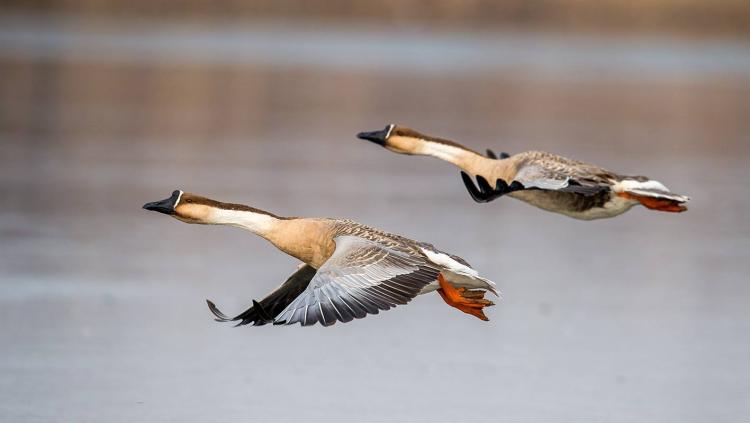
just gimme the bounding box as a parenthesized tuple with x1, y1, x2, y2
(173, 190, 184, 208)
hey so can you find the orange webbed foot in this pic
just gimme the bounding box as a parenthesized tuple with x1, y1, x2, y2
(437, 273, 495, 321)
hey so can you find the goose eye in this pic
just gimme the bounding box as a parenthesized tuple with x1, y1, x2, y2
(186, 199, 193, 204)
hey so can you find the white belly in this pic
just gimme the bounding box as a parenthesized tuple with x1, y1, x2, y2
(568, 195, 638, 220)
(509, 190, 638, 220)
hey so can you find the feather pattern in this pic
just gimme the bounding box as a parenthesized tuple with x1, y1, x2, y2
(207, 263, 317, 326)
(512, 152, 616, 196)
(506, 151, 690, 219)
(206, 217, 496, 328)
(274, 236, 439, 326)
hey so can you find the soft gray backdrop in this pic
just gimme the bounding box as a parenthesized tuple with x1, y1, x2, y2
(1, 7, 749, 423)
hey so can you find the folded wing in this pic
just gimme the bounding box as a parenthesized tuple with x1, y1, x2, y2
(514, 163, 611, 196)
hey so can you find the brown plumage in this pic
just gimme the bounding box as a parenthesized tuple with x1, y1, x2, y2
(143, 190, 499, 326)
(358, 124, 689, 220)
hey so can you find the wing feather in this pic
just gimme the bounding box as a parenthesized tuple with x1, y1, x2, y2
(206, 264, 317, 327)
(515, 163, 610, 196)
(275, 236, 439, 327)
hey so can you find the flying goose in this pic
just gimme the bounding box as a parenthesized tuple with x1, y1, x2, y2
(358, 124, 689, 220)
(143, 190, 498, 326)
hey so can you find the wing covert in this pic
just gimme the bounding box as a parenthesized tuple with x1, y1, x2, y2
(274, 236, 439, 327)
(515, 164, 610, 196)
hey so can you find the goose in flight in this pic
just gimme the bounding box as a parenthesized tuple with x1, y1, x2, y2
(358, 124, 689, 220)
(143, 190, 498, 326)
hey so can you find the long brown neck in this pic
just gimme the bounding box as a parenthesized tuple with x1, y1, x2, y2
(416, 138, 484, 170)
(206, 209, 333, 268)
(396, 136, 512, 180)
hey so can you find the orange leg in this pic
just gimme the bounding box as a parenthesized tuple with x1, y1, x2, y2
(437, 273, 494, 321)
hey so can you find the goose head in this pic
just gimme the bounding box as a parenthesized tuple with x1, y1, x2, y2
(144, 190, 281, 232)
(357, 124, 427, 155)
(143, 190, 215, 224)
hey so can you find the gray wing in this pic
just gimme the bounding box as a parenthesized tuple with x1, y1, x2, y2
(273, 236, 439, 327)
(515, 163, 610, 196)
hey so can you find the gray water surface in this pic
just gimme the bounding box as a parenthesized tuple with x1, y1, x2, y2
(1, 17, 749, 423)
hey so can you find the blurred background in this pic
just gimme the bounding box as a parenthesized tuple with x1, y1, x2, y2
(1, 1, 749, 422)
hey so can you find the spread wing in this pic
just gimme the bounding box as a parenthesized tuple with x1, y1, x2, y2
(273, 236, 439, 327)
(514, 163, 611, 196)
(207, 263, 317, 326)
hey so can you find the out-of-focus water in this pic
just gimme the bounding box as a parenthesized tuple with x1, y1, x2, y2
(1, 16, 749, 423)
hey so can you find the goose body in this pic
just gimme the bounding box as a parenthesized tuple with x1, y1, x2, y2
(358, 125, 689, 220)
(143, 190, 498, 326)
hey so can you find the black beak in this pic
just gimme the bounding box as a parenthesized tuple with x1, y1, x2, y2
(143, 190, 180, 215)
(357, 126, 391, 146)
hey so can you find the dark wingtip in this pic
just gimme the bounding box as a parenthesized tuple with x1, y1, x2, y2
(485, 149, 512, 160)
(461, 171, 488, 203)
(476, 175, 495, 193)
(509, 181, 525, 191)
(252, 299, 274, 322)
(460, 172, 527, 203)
(206, 299, 233, 322)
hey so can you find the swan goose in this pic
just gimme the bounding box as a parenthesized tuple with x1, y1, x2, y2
(143, 190, 498, 326)
(358, 124, 689, 220)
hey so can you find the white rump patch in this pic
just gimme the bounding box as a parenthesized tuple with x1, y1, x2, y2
(421, 248, 477, 276)
(420, 248, 499, 296)
(617, 179, 669, 193)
